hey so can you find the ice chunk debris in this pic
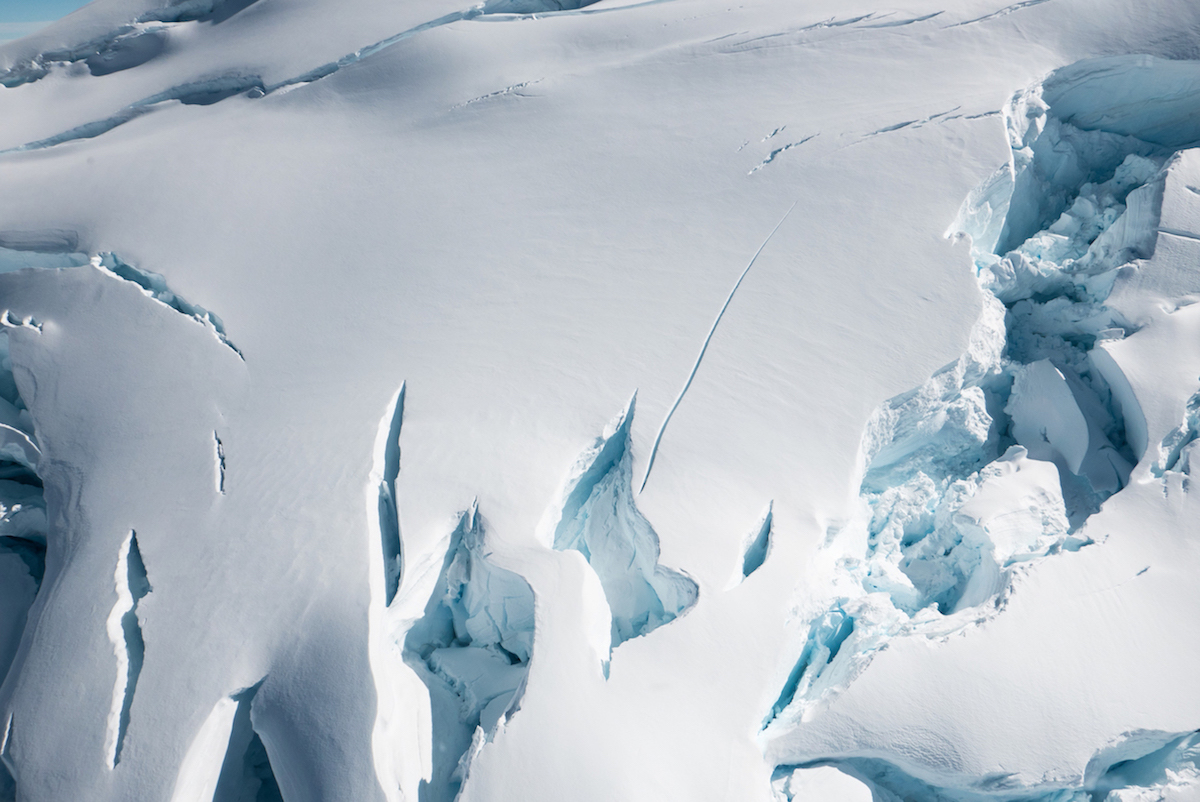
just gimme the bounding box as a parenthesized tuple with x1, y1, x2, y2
(550, 396, 698, 648)
(404, 505, 535, 802)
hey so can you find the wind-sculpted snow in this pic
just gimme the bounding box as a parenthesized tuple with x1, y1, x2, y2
(404, 505, 535, 802)
(0, 0, 613, 156)
(765, 54, 1200, 798)
(552, 397, 698, 648)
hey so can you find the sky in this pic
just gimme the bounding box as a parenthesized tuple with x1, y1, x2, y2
(0, 0, 91, 40)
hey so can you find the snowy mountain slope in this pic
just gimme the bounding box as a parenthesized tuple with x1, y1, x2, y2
(1, 0, 1200, 799)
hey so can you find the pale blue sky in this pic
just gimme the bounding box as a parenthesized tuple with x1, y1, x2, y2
(1, 0, 91, 40)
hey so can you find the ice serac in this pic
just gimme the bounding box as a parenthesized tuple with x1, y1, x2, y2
(765, 55, 1200, 797)
(105, 530, 151, 769)
(549, 397, 698, 649)
(403, 505, 535, 802)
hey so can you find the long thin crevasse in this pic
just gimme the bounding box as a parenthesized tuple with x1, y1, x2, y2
(105, 530, 151, 768)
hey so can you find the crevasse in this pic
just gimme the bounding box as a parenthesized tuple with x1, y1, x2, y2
(550, 397, 698, 649)
(766, 54, 1200, 801)
(403, 505, 536, 802)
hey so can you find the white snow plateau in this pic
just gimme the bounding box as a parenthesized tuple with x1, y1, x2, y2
(2, 0, 1200, 800)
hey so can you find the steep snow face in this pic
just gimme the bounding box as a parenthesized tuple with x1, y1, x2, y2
(765, 54, 1200, 801)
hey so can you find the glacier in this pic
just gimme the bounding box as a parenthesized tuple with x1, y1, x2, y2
(2, 0, 1200, 800)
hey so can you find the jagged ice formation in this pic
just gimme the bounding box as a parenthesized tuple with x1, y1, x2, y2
(764, 55, 1200, 800)
(403, 505, 536, 802)
(550, 397, 698, 650)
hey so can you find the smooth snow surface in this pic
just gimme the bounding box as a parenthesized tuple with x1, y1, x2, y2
(2, 0, 1200, 801)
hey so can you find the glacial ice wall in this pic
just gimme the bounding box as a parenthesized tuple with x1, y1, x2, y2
(766, 54, 1200, 801)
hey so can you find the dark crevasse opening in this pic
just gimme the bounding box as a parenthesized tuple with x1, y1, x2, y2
(213, 682, 284, 802)
(740, 502, 773, 580)
(377, 385, 405, 607)
(404, 505, 535, 802)
(108, 532, 151, 768)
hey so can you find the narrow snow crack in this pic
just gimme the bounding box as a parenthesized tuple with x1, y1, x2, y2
(95, 252, 243, 359)
(748, 136, 817, 174)
(105, 530, 151, 769)
(945, 0, 1053, 28)
(739, 501, 773, 580)
(640, 201, 796, 492)
(213, 432, 226, 495)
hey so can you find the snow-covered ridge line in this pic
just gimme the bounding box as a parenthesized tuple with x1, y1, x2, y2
(764, 53, 1200, 799)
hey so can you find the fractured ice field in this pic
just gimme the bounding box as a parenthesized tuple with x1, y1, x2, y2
(765, 54, 1200, 801)
(4, 0, 1200, 800)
